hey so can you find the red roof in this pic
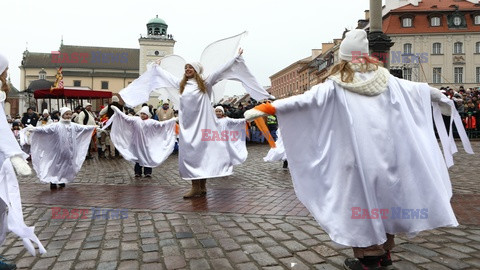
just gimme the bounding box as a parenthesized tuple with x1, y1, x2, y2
(34, 88, 112, 99)
(394, 0, 479, 11)
(383, 0, 480, 34)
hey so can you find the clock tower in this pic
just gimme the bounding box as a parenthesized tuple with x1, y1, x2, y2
(138, 15, 176, 75)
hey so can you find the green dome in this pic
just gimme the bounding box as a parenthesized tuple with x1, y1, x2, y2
(148, 16, 167, 25)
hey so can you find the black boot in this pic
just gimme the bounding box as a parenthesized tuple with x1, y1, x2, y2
(343, 255, 385, 270)
(50, 183, 57, 190)
(59, 183, 66, 188)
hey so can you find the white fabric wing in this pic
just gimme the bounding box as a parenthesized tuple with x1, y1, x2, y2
(155, 54, 186, 110)
(106, 106, 176, 167)
(201, 31, 247, 103)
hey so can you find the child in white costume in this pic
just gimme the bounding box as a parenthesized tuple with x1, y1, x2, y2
(25, 107, 95, 189)
(103, 105, 177, 177)
(245, 30, 473, 269)
(0, 53, 46, 265)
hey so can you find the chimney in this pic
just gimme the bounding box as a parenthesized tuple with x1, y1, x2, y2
(365, 9, 370, 20)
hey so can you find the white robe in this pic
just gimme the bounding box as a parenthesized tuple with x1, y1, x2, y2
(263, 129, 287, 162)
(217, 117, 248, 165)
(122, 55, 270, 180)
(104, 106, 176, 167)
(273, 75, 473, 247)
(0, 95, 46, 255)
(30, 121, 95, 184)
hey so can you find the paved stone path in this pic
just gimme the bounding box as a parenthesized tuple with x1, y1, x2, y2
(1, 142, 478, 269)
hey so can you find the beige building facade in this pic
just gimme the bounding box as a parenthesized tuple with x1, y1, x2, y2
(19, 16, 176, 112)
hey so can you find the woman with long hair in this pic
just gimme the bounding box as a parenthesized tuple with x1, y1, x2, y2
(121, 47, 271, 198)
(244, 30, 472, 270)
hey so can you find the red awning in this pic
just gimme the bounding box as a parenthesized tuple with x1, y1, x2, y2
(33, 88, 112, 99)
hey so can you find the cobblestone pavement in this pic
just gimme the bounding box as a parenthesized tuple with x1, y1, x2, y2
(2, 141, 479, 269)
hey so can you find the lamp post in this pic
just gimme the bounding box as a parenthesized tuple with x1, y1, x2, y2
(368, 0, 394, 69)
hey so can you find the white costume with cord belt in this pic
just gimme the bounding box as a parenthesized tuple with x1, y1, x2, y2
(27, 117, 95, 184)
(0, 90, 46, 255)
(271, 64, 473, 247)
(103, 106, 176, 167)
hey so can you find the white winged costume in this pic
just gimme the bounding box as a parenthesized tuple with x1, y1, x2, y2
(27, 118, 95, 184)
(120, 32, 272, 180)
(103, 106, 176, 167)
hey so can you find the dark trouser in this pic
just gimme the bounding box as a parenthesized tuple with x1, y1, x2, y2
(134, 163, 152, 175)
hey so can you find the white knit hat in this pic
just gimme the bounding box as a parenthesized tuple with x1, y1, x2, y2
(339, 29, 369, 62)
(187, 62, 203, 75)
(0, 53, 8, 74)
(60, 107, 72, 117)
(215, 106, 224, 113)
(112, 96, 119, 102)
(84, 102, 92, 107)
(42, 109, 49, 115)
(137, 106, 151, 118)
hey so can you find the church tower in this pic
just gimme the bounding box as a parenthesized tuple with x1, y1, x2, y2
(138, 15, 176, 74)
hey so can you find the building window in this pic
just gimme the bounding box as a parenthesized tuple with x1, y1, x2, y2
(101, 81, 109, 90)
(433, 68, 442, 84)
(403, 68, 412, 81)
(402, 17, 413, 27)
(453, 42, 463, 54)
(432, 43, 442, 54)
(404, 43, 412, 55)
(475, 15, 480, 25)
(476, 42, 480, 54)
(73, 80, 81, 87)
(454, 67, 463, 84)
(476, 67, 480, 83)
(431, 17, 441, 26)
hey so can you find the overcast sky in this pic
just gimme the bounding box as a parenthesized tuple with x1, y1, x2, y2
(0, 0, 374, 96)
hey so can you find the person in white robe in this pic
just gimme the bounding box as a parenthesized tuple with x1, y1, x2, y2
(25, 107, 95, 190)
(120, 48, 272, 198)
(0, 53, 46, 265)
(103, 105, 176, 177)
(244, 30, 473, 270)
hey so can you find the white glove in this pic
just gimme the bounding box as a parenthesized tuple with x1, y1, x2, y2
(430, 87, 452, 116)
(10, 155, 32, 176)
(244, 108, 268, 122)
